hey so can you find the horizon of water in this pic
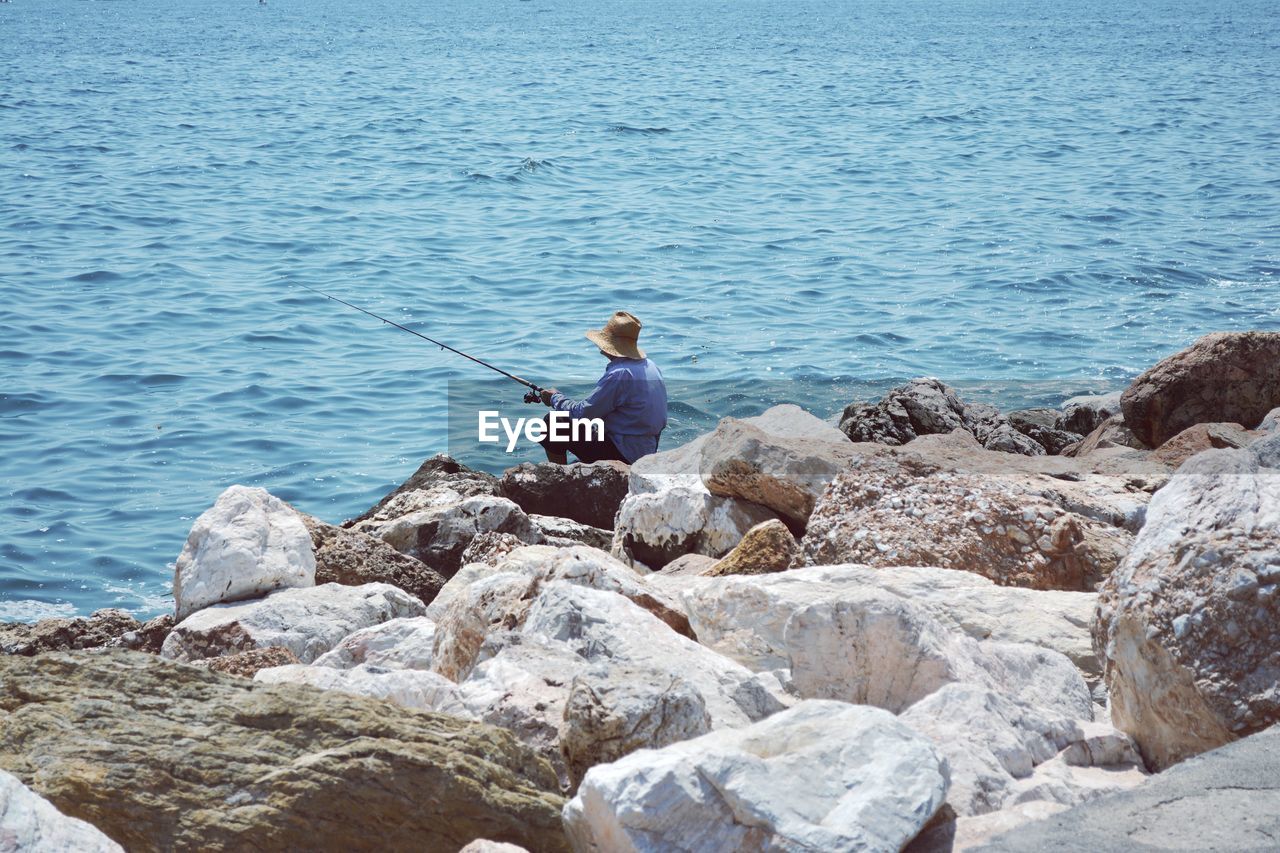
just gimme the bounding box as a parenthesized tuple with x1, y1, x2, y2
(2, 0, 1278, 619)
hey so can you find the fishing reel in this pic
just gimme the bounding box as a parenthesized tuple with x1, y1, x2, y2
(523, 388, 544, 404)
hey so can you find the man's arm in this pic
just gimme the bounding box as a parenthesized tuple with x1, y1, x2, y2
(541, 372, 621, 419)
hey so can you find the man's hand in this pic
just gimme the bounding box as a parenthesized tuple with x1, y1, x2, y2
(540, 388, 557, 406)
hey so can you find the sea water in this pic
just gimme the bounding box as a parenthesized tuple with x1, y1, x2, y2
(2, 0, 1278, 617)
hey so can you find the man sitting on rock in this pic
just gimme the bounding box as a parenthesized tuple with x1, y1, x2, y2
(537, 311, 667, 465)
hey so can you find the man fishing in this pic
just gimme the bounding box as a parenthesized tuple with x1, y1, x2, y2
(536, 311, 667, 465)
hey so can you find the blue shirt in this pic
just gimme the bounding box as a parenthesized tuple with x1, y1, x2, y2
(550, 357, 667, 463)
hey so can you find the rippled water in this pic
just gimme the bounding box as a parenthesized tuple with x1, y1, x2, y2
(2, 0, 1278, 618)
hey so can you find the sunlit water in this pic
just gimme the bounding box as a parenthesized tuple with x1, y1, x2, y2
(2, 0, 1278, 618)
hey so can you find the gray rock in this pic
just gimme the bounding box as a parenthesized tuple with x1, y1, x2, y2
(1008, 409, 1083, 456)
(974, 723, 1280, 852)
(343, 454, 499, 527)
(161, 582, 426, 664)
(1094, 434, 1280, 770)
(1062, 414, 1149, 458)
(1, 609, 146, 656)
(840, 378, 1045, 456)
(497, 461, 629, 531)
(1057, 391, 1123, 436)
(528, 514, 613, 550)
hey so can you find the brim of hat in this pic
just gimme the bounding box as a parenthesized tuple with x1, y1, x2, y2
(585, 329, 644, 359)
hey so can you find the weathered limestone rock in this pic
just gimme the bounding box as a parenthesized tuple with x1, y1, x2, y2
(0, 769, 123, 852)
(677, 564, 1100, 682)
(256, 663, 469, 716)
(1094, 434, 1280, 770)
(1120, 331, 1280, 447)
(459, 531, 527, 567)
(431, 545, 692, 681)
(528, 514, 612, 550)
(1007, 409, 1082, 456)
(613, 407, 837, 568)
(455, 635, 587, 787)
(343, 454, 499, 527)
(161, 582, 426, 664)
(1063, 414, 1149, 457)
(974, 724, 1280, 852)
(656, 552, 719, 576)
(352, 494, 540, 579)
(563, 700, 949, 853)
(497, 461, 629, 530)
(560, 664, 712, 791)
(704, 518, 798, 577)
(1260, 406, 1280, 433)
(901, 684, 1144, 818)
(1, 608, 143, 656)
(781, 589, 1091, 719)
(1056, 391, 1122, 436)
(172, 485, 315, 620)
(699, 413, 854, 527)
(1150, 421, 1258, 468)
(0, 651, 567, 852)
(524, 582, 790, 728)
(802, 447, 1131, 591)
(302, 514, 446, 606)
(196, 645, 300, 678)
(839, 378, 1044, 456)
(312, 616, 435, 670)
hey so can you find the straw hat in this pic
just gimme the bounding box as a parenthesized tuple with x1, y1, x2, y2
(585, 311, 645, 359)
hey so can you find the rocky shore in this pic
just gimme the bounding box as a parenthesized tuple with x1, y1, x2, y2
(3, 330, 1280, 852)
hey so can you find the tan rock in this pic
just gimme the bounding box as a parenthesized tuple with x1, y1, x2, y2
(705, 519, 798, 577)
(1062, 414, 1149, 457)
(196, 645, 301, 678)
(0, 650, 568, 852)
(1120, 331, 1280, 447)
(302, 514, 446, 606)
(656, 553, 719, 576)
(1151, 421, 1258, 468)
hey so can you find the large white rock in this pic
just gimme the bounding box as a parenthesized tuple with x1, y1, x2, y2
(612, 406, 841, 568)
(254, 663, 468, 715)
(311, 616, 436, 670)
(0, 769, 123, 852)
(430, 545, 691, 681)
(1094, 433, 1280, 770)
(560, 662, 712, 791)
(456, 634, 588, 788)
(563, 700, 949, 853)
(160, 582, 426, 663)
(522, 582, 790, 729)
(172, 485, 315, 620)
(900, 684, 1143, 818)
(676, 564, 1100, 681)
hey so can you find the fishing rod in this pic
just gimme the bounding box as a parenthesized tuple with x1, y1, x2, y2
(295, 283, 545, 403)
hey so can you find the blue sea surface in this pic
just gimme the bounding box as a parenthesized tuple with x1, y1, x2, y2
(2, 0, 1278, 618)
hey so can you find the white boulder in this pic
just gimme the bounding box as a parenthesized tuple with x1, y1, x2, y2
(562, 700, 949, 853)
(172, 485, 315, 620)
(255, 663, 468, 715)
(1094, 434, 1280, 770)
(312, 616, 436, 670)
(523, 582, 790, 728)
(0, 769, 123, 852)
(161, 582, 425, 663)
(677, 564, 1100, 682)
